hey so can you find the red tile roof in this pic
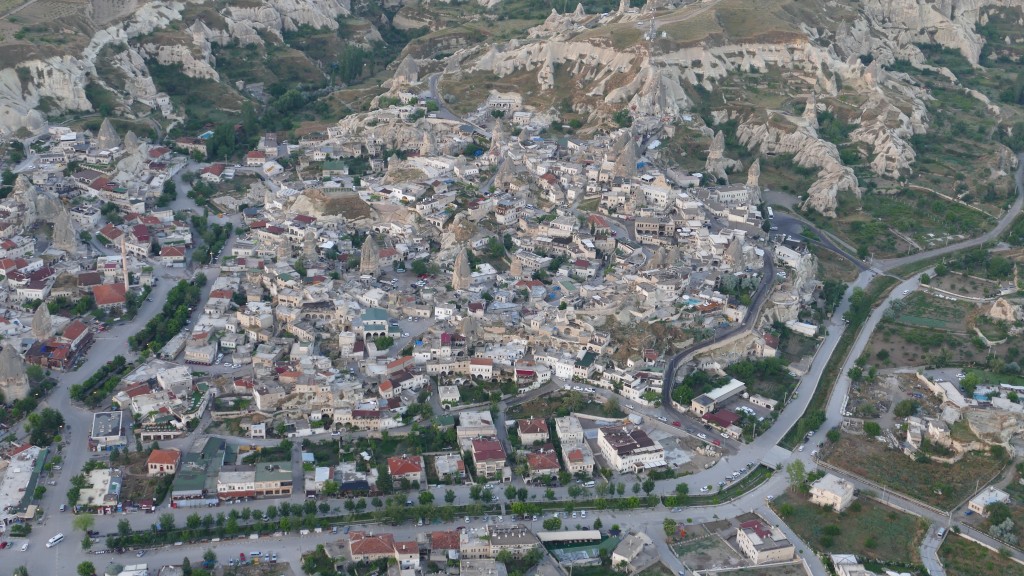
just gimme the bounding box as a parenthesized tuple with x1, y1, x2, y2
(349, 532, 396, 556)
(62, 320, 88, 342)
(92, 283, 127, 306)
(147, 448, 181, 466)
(519, 418, 548, 435)
(527, 451, 560, 472)
(471, 438, 505, 462)
(430, 531, 460, 550)
(386, 455, 423, 476)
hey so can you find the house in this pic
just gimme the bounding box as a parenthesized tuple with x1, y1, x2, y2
(457, 411, 497, 447)
(90, 411, 127, 451)
(597, 425, 666, 473)
(386, 455, 426, 485)
(486, 524, 539, 557)
(470, 438, 506, 480)
(526, 449, 561, 480)
(160, 246, 186, 264)
(245, 151, 266, 167)
(438, 385, 460, 406)
(554, 415, 584, 443)
(610, 532, 653, 572)
(348, 531, 397, 562)
(433, 453, 466, 483)
(561, 442, 595, 475)
(809, 473, 856, 512)
(147, 448, 181, 476)
(518, 418, 549, 445)
(200, 163, 226, 183)
(968, 487, 1011, 516)
(92, 283, 127, 310)
(430, 530, 461, 563)
(736, 519, 795, 564)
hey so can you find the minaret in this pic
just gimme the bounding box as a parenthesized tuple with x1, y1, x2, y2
(120, 235, 130, 292)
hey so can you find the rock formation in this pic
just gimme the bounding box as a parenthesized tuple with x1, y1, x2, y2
(704, 130, 741, 180)
(32, 303, 54, 339)
(746, 158, 761, 188)
(987, 298, 1019, 323)
(452, 246, 472, 291)
(303, 227, 318, 260)
(0, 344, 30, 402)
(392, 54, 419, 86)
(96, 118, 121, 149)
(360, 235, 381, 275)
(53, 207, 79, 253)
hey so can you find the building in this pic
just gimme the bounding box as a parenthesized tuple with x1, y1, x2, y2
(438, 385, 461, 406)
(526, 449, 561, 480)
(486, 524, 539, 557)
(458, 411, 498, 447)
(433, 453, 466, 483)
(470, 438, 506, 480)
(518, 418, 549, 445)
(147, 448, 181, 476)
(690, 378, 746, 416)
(736, 519, 795, 564)
(348, 531, 397, 562)
(92, 283, 127, 310)
(90, 411, 127, 451)
(809, 473, 856, 512)
(561, 442, 595, 475)
(596, 425, 666, 473)
(216, 461, 293, 500)
(610, 531, 653, 571)
(387, 455, 426, 485)
(968, 487, 1011, 516)
(460, 559, 508, 576)
(554, 415, 584, 443)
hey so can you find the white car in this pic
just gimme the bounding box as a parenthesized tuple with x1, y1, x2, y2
(697, 433, 707, 439)
(581, 510, 587, 518)
(699, 486, 709, 493)
(798, 445, 805, 452)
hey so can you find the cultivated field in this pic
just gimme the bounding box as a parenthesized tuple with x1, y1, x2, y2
(939, 533, 1024, 576)
(774, 489, 925, 563)
(821, 434, 1004, 510)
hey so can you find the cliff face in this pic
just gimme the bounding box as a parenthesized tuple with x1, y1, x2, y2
(0, 0, 354, 133)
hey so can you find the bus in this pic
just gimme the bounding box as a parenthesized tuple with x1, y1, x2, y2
(46, 533, 64, 548)
(766, 207, 774, 219)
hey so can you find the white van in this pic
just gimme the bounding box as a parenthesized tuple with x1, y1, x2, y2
(46, 533, 64, 548)
(583, 481, 595, 488)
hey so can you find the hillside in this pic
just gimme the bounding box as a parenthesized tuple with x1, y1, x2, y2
(3, 0, 1024, 256)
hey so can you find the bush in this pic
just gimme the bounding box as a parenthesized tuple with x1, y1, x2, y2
(863, 421, 882, 436)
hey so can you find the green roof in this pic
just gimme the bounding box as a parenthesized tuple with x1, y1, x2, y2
(254, 461, 293, 483)
(576, 351, 598, 368)
(362, 307, 389, 321)
(323, 161, 347, 171)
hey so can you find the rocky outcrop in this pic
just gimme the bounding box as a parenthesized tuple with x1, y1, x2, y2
(0, 0, 185, 133)
(32, 304, 54, 339)
(53, 206, 79, 253)
(737, 111, 859, 217)
(96, 118, 121, 150)
(138, 42, 220, 81)
(0, 344, 30, 402)
(473, 40, 639, 92)
(704, 130, 742, 180)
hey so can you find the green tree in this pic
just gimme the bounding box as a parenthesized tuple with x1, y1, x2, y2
(419, 491, 435, 505)
(786, 460, 806, 488)
(593, 517, 603, 530)
(826, 428, 841, 443)
(203, 549, 216, 566)
(158, 512, 175, 531)
(505, 485, 517, 501)
(663, 517, 677, 537)
(182, 557, 192, 576)
(322, 480, 339, 497)
(641, 478, 655, 495)
(893, 400, 919, 418)
(117, 518, 131, 537)
(72, 514, 95, 533)
(863, 421, 882, 436)
(445, 489, 456, 504)
(674, 482, 689, 501)
(545, 488, 555, 500)
(77, 562, 95, 576)
(543, 517, 562, 530)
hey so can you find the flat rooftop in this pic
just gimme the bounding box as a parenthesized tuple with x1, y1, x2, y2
(91, 411, 124, 439)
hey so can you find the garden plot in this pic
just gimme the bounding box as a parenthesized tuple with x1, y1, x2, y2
(891, 291, 971, 332)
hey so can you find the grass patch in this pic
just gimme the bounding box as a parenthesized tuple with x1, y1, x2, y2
(821, 434, 1005, 510)
(774, 489, 926, 564)
(892, 291, 971, 331)
(939, 533, 1024, 576)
